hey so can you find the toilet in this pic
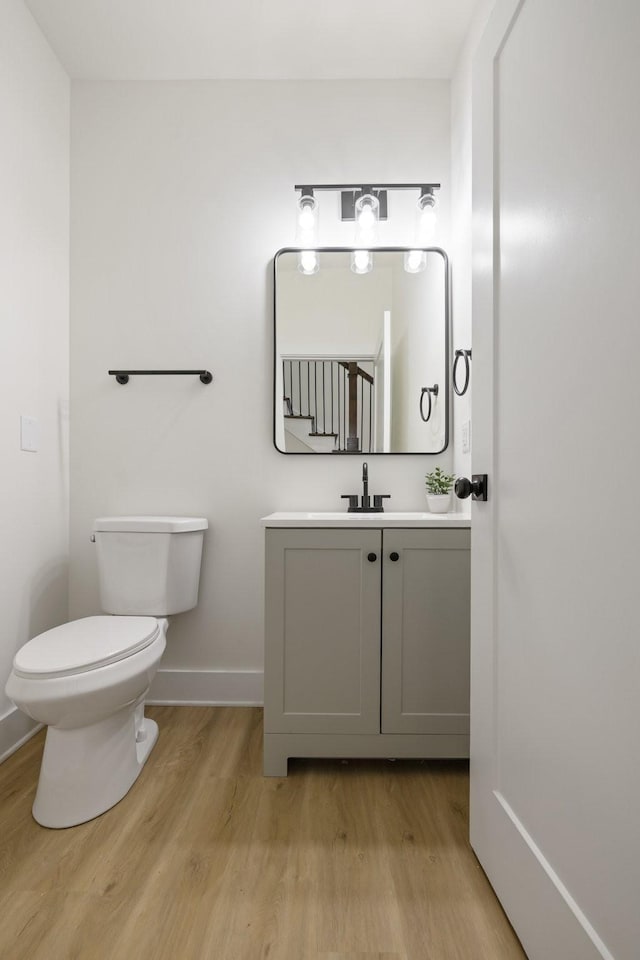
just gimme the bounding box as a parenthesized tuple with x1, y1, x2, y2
(5, 515, 208, 829)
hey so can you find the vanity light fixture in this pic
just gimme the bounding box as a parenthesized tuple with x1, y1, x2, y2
(292, 183, 440, 275)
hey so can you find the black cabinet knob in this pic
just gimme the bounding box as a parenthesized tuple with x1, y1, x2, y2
(367, 552, 377, 562)
(390, 552, 400, 562)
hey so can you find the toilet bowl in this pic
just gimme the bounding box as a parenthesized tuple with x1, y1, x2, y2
(7, 615, 167, 827)
(5, 515, 207, 828)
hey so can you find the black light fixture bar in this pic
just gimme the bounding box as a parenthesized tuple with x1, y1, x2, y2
(294, 183, 440, 192)
(108, 369, 213, 385)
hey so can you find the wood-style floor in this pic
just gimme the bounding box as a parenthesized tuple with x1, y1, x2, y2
(0, 707, 527, 960)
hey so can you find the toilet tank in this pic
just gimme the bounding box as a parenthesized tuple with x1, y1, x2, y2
(93, 516, 208, 616)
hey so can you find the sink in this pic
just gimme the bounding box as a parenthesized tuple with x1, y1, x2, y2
(306, 511, 432, 520)
(261, 511, 471, 528)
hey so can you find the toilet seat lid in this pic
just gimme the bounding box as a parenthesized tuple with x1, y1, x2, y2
(13, 616, 160, 678)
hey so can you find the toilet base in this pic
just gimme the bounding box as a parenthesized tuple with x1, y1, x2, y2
(32, 705, 159, 828)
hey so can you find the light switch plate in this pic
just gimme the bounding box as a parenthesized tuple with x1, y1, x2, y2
(462, 419, 471, 454)
(20, 415, 39, 452)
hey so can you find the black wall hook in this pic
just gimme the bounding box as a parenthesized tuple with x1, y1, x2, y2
(453, 349, 472, 396)
(108, 369, 213, 385)
(419, 384, 439, 422)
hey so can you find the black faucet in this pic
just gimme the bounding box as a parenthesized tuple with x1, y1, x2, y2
(362, 462, 369, 509)
(341, 461, 391, 513)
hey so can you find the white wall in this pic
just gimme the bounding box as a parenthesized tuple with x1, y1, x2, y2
(450, 0, 494, 491)
(0, 0, 70, 739)
(70, 80, 452, 686)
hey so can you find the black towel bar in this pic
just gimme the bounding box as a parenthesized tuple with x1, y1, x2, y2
(108, 369, 213, 385)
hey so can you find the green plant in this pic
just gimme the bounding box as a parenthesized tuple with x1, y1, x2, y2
(425, 467, 455, 496)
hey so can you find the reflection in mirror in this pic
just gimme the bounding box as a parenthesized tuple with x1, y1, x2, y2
(273, 248, 449, 454)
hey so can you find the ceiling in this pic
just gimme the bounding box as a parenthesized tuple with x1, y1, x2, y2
(25, 0, 481, 80)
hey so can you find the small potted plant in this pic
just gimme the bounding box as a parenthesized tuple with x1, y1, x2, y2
(425, 467, 455, 513)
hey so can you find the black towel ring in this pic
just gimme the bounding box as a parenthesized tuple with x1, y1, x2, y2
(453, 349, 472, 396)
(420, 384, 439, 423)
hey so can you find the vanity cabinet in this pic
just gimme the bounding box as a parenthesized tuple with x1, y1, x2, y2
(263, 526, 470, 775)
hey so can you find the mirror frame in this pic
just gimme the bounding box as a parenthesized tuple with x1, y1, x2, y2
(273, 246, 450, 455)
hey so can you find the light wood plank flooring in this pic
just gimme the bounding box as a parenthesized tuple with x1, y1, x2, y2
(0, 707, 527, 960)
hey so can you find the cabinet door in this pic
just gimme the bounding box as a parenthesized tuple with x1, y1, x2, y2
(264, 528, 381, 734)
(381, 528, 470, 735)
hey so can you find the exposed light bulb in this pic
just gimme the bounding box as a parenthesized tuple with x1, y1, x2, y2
(358, 205, 375, 230)
(295, 193, 319, 248)
(416, 191, 437, 243)
(419, 206, 437, 238)
(298, 204, 316, 232)
(350, 250, 373, 275)
(354, 192, 380, 246)
(404, 250, 427, 274)
(298, 250, 319, 275)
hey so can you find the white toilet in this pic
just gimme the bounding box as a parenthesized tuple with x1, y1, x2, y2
(5, 515, 208, 829)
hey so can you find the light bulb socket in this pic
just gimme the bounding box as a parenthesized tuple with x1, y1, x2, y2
(355, 192, 378, 209)
(341, 189, 387, 221)
(297, 192, 317, 213)
(418, 187, 436, 209)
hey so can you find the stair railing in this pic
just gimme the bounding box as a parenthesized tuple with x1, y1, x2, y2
(282, 358, 374, 453)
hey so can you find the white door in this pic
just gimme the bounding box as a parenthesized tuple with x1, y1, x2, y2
(471, 2, 640, 959)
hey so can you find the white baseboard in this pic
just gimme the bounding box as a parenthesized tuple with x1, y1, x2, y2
(0, 708, 43, 765)
(147, 669, 264, 706)
(0, 672, 263, 764)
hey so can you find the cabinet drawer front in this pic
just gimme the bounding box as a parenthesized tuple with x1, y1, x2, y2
(265, 529, 381, 734)
(381, 528, 470, 735)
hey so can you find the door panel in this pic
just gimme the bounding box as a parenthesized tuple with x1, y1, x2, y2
(381, 529, 470, 735)
(264, 528, 381, 734)
(472, 2, 640, 958)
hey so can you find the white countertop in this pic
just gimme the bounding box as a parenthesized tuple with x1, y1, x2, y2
(260, 511, 471, 528)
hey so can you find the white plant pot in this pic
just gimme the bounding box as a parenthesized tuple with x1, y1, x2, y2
(426, 493, 451, 514)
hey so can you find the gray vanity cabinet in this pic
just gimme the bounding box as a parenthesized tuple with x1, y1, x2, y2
(264, 526, 470, 776)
